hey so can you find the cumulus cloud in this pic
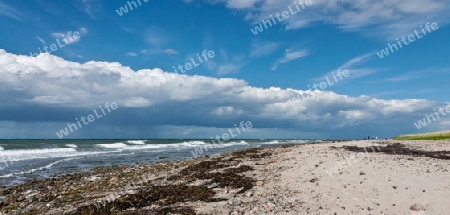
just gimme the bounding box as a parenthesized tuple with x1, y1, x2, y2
(0, 49, 446, 138)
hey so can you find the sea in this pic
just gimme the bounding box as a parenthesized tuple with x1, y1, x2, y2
(0, 139, 321, 187)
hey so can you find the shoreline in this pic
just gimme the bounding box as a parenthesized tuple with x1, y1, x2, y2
(0, 139, 320, 188)
(1, 139, 449, 214)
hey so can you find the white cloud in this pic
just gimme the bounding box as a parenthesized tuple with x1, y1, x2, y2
(0, 49, 445, 137)
(385, 68, 450, 83)
(124, 97, 152, 107)
(218, 63, 243, 75)
(51, 29, 85, 45)
(23, 95, 73, 104)
(207, 0, 260, 9)
(0, 3, 24, 22)
(340, 53, 374, 70)
(205, 50, 246, 75)
(271, 49, 309, 70)
(144, 28, 170, 49)
(250, 41, 279, 57)
(73, 0, 102, 19)
(126, 52, 138, 57)
(188, 0, 450, 40)
(36, 36, 46, 45)
(51, 33, 64, 38)
(80, 27, 88, 34)
(163, 49, 179, 55)
(312, 53, 377, 82)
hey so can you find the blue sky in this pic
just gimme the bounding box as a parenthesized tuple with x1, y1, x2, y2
(0, 0, 449, 139)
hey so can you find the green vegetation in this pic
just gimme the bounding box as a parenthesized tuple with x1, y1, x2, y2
(393, 130, 450, 140)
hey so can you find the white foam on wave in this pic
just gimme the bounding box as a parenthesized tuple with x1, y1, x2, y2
(261, 140, 304, 145)
(0, 147, 112, 163)
(95, 142, 128, 149)
(65, 144, 78, 148)
(257, 139, 311, 145)
(265, 140, 279, 144)
(95, 142, 168, 150)
(0, 158, 75, 178)
(219, 140, 248, 147)
(95, 141, 214, 152)
(186, 141, 248, 150)
(126, 140, 147, 145)
(126, 141, 208, 150)
(287, 140, 309, 144)
(178, 141, 207, 147)
(0, 146, 3, 151)
(0, 148, 78, 162)
(132, 144, 170, 149)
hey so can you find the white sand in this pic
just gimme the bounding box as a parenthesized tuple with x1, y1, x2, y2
(196, 140, 450, 215)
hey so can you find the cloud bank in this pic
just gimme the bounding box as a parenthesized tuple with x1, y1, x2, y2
(0, 49, 447, 138)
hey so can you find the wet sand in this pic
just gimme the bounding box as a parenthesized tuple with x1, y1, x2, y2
(1, 140, 449, 214)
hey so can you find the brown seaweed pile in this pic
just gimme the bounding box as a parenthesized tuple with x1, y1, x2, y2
(338, 143, 450, 160)
(74, 185, 218, 215)
(0, 147, 273, 214)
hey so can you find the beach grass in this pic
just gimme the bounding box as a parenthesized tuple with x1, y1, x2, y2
(393, 130, 450, 140)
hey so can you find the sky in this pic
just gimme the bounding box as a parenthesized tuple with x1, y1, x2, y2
(0, 0, 449, 139)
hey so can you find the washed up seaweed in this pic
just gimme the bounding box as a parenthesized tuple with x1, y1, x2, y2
(339, 143, 450, 160)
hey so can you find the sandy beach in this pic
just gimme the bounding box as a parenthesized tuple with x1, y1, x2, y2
(1, 140, 449, 214)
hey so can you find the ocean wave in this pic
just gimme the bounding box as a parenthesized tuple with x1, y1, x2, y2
(0, 148, 78, 162)
(221, 140, 248, 146)
(0, 146, 3, 151)
(130, 141, 208, 150)
(126, 140, 147, 145)
(95, 142, 128, 149)
(0, 148, 112, 162)
(0, 158, 74, 178)
(177, 141, 207, 147)
(287, 140, 309, 144)
(186, 141, 248, 150)
(110, 143, 167, 150)
(213, 144, 244, 149)
(96, 140, 236, 151)
(261, 140, 308, 145)
(258, 140, 311, 145)
(65, 144, 78, 148)
(265, 140, 279, 144)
